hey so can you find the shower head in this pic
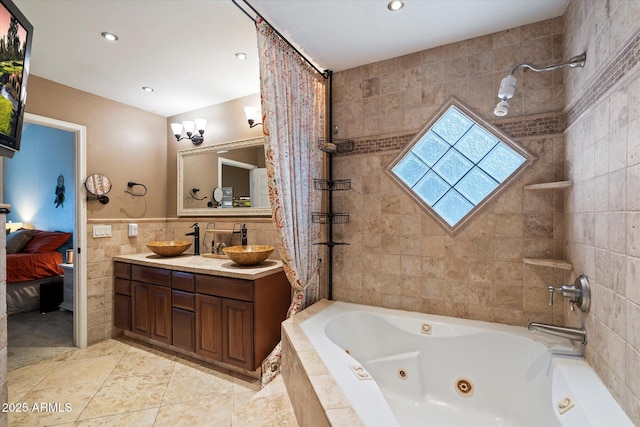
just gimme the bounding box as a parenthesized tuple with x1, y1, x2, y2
(497, 75, 517, 100)
(494, 99, 510, 117)
(493, 52, 586, 116)
(494, 75, 517, 116)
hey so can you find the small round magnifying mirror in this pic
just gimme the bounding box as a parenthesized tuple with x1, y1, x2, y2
(85, 173, 112, 204)
(212, 187, 223, 207)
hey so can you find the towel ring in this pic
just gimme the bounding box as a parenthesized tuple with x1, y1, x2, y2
(124, 181, 147, 197)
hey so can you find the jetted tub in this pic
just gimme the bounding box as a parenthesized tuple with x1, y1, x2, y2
(286, 301, 632, 427)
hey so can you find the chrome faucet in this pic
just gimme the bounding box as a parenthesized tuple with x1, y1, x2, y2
(185, 223, 200, 255)
(547, 275, 590, 312)
(528, 322, 587, 344)
(528, 274, 591, 346)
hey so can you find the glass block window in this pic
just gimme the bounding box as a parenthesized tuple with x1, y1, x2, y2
(387, 99, 533, 235)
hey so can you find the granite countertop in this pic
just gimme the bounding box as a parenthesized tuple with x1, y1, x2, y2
(113, 253, 284, 280)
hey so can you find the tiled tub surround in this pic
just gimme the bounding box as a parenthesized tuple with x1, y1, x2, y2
(330, 17, 569, 327)
(283, 300, 632, 427)
(329, 5, 640, 421)
(562, 1, 640, 423)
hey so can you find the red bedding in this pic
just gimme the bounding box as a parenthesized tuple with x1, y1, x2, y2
(6, 251, 63, 283)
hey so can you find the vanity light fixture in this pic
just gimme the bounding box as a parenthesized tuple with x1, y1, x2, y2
(387, 0, 404, 11)
(171, 118, 207, 145)
(101, 31, 119, 42)
(244, 106, 263, 128)
(494, 52, 586, 117)
(235, 52, 248, 60)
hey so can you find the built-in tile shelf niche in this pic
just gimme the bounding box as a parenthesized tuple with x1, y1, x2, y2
(521, 180, 573, 270)
(523, 181, 573, 190)
(523, 258, 572, 270)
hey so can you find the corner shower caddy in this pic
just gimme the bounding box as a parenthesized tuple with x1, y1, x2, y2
(313, 138, 354, 299)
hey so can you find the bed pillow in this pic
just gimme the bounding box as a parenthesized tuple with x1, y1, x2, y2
(21, 230, 72, 253)
(6, 229, 34, 254)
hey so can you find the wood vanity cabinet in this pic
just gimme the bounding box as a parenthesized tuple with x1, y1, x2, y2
(113, 262, 132, 331)
(113, 259, 290, 371)
(195, 272, 287, 371)
(171, 271, 196, 352)
(131, 265, 172, 345)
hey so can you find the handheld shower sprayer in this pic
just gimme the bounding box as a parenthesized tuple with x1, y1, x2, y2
(494, 52, 586, 117)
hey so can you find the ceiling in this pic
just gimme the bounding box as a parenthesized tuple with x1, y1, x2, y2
(13, 0, 569, 118)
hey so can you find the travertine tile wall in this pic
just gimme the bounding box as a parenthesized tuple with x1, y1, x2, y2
(563, 0, 640, 423)
(87, 217, 280, 344)
(331, 18, 567, 327)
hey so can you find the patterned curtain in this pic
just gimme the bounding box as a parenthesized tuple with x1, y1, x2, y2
(256, 20, 326, 386)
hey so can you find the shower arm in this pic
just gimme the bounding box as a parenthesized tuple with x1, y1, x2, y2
(507, 52, 586, 76)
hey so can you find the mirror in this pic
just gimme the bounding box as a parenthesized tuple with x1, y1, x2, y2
(85, 173, 112, 204)
(177, 136, 270, 216)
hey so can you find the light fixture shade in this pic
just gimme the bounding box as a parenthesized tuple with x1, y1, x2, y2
(244, 106, 258, 122)
(170, 123, 183, 136)
(194, 118, 207, 133)
(182, 121, 195, 134)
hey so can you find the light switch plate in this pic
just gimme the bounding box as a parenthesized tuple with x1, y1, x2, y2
(128, 223, 138, 237)
(92, 225, 112, 238)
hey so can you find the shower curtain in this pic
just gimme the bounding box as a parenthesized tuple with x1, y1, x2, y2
(255, 19, 326, 386)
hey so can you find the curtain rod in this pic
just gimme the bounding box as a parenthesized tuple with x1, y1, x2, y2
(231, 0, 329, 79)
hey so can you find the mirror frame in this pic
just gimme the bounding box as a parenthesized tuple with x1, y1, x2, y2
(177, 136, 270, 217)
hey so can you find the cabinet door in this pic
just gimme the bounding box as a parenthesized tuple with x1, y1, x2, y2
(131, 282, 150, 337)
(195, 294, 222, 361)
(172, 308, 195, 352)
(222, 299, 254, 370)
(150, 285, 172, 345)
(114, 293, 131, 331)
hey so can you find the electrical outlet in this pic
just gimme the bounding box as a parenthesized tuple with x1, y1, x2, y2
(128, 223, 138, 237)
(92, 225, 112, 238)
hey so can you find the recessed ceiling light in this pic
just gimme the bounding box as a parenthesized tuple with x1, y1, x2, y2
(101, 31, 119, 42)
(387, 0, 404, 11)
(142, 86, 154, 92)
(235, 52, 248, 60)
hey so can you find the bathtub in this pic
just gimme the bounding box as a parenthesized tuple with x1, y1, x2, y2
(281, 300, 633, 427)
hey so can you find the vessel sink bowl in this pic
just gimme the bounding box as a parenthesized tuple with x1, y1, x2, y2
(223, 245, 274, 265)
(146, 240, 192, 257)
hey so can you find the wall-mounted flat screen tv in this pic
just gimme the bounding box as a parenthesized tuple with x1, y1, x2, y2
(0, 0, 32, 158)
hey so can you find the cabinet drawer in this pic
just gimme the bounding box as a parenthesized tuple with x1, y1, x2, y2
(114, 278, 131, 296)
(132, 265, 171, 287)
(114, 262, 131, 279)
(172, 290, 195, 311)
(196, 274, 253, 302)
(172, 271, 195, 292)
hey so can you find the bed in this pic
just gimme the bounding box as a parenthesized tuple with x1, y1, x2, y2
(5, 229, 72, 315)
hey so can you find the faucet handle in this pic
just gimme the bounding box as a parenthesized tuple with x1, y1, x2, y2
(547, 285, 562, 306)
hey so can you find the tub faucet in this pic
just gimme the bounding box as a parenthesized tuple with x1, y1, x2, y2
(528, 322, 587, 345)
(547, 275, 591, 312)
(186, 223, 200, 255)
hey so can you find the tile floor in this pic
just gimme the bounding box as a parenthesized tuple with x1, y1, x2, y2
(7, 338, 298, 426)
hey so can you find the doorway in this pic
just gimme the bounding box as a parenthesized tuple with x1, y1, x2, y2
(15, 113, 87, 350)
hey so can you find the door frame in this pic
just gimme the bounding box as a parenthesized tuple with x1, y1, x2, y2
(24, 112, 87, 348)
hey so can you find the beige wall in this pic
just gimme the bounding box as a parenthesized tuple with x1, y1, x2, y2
(332, 17, 567, 326)
(563, 0, 640, 422)
(25, 76, 168, 219)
